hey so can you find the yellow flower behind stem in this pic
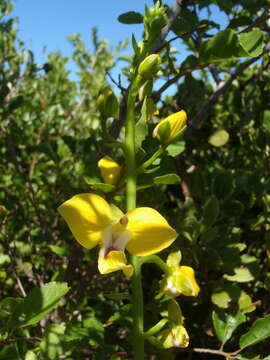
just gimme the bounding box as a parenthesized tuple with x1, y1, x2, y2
(98, 156, 121, 185)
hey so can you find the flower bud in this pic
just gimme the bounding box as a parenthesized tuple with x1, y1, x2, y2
(97, 88, 119, 119)
(138, 54, 161, 80)
(157, 325, 189, 349)
(153, 110, 187, 145)
(98, 156, 121, 185)
(161, 265, 200, 298)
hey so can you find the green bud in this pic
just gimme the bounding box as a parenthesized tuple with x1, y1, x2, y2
(97, 87, 119, 119)
(138, 54, 161, 80)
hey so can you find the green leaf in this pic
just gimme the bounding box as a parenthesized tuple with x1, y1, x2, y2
(238, 28, 264, 57)
(240, 315, 270, 349)
(211, 284, 255, 313)
(212, 309, 246, 344)
(224, 255, 259, 283)
(103, 293, 129, 300)
(49, 245, 70, 257)
(40, 324, 65, 360)
(84, 177, 115, 193)
(10, 282, 69, 328)
(0, 254, 11, 267)
(166, 141, 185, 157)
(118, 11, 143, 24)
(25, 351, 38, 360)
(135, 98, 148, 150)
(200, 29, 239, 62)
(212, 170, 234, 199)
(83, 317, 104, 346)
(203, 196, 219, 227)
(208, 129, 229, 147)
(153, 173, 181, 185)
(263, 110, 270, 133)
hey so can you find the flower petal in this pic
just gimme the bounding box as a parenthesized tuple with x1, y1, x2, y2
(175, 266, 200, 297)
(58, 193, 112, 249)
(125, 207, 178, 256)
(98, 250, 133, 278)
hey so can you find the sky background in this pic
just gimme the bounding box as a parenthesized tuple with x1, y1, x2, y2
(11, 0, 227, 87)
(12, 0, 158, 64)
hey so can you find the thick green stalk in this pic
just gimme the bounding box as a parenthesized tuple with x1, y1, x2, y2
(125, 77, 144, 359)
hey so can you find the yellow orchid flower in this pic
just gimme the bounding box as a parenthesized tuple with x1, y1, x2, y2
(58, 193, 178, 278)
(153, 110, 187, 145)
(97, 156, 121, 185)
(161, 265, 200, 297)
(157, 324, 189, 349)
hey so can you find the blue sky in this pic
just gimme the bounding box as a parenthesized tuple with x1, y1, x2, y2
(11, 0, 227, 89)
(12, 0, 156, 64)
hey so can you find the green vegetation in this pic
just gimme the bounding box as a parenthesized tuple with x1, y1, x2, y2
(1, 0, 270, 358)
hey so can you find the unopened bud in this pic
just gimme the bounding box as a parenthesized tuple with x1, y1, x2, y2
(153, 110, 187, 145)
(97, 88, 119, 119)
(98, 156, 121, 185)
(138, 54, 161, 80)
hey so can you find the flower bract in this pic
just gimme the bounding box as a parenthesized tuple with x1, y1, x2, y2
(58, 193, 178, 278)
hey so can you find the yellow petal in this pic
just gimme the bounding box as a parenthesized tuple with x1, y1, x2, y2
(154, 110, 187, 144)
(98, 156, 121, 185)
(176, 266, 200, 297)
(58, 193, 112, 249)
(98, 250, 133, 278)
(125, 207, 178, 256)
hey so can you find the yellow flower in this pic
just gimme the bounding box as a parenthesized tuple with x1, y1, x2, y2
(153, 110, 187, 145)
(162, 265, 200, 297)
(58, 193, 178, 278)
(157, 324, 189, 349)
(97, 156, 121, 185)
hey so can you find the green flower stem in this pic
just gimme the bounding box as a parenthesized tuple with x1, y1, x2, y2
(141, 255, 172, 276)
(137, 146, 165, 174)
(125, 76, 144, 360)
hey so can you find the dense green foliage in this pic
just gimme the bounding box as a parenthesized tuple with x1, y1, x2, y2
(1, 0, 270, 358)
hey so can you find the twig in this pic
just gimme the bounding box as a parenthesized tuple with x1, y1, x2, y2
(105, 69, 126, 93)
(177, 346, 242, 358)
(0, 337, 42, 345)
(153, 62, 205, 102)
(238, 8, 270, 34)
(187, 41, 270, 135)
(151, 0, 188, 54)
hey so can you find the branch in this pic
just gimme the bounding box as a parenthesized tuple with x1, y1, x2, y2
(187, 41, 270, 135)
(177, 346, 242, 358)
(0, 337, 42, 345)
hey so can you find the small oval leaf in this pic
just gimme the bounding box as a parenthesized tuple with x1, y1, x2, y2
(118, 11, 144, 24)
(208, 129, 229, 147)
